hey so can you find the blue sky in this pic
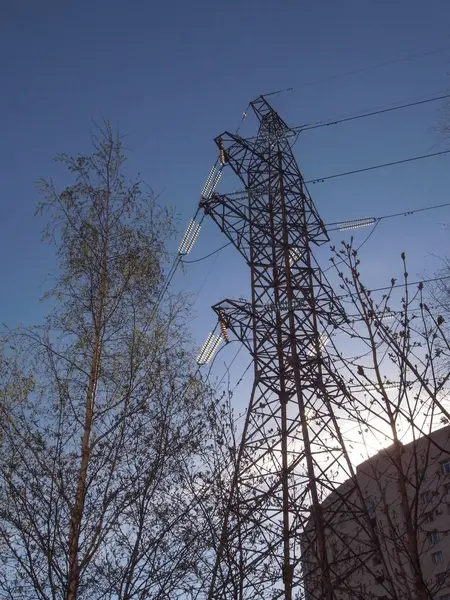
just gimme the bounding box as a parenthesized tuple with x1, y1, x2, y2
(1, 0, 450, 399)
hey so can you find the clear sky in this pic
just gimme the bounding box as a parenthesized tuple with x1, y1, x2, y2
(2, 1, 450, 412)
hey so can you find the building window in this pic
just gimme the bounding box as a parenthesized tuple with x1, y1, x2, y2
(432, 551, 444, 565)
(440, 595, 450, 600)
(441, 460, 450, 475)
(365, 496, 376, 514)
(421, 491, 432, 504)
(373, 554, 382, 566)
(445, 483, 450, 495)
(436, 572, 446, 585)
(424, 511, 435, 524)
(428, 531, 442, 546)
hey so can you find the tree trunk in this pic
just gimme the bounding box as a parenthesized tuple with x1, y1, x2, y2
(66, 187, 110, 600)
(65, 338, 101, 600)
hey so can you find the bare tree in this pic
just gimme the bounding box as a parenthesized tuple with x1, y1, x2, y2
(438, 94, 450, 142)
(300, 241, 450, 600)
(192, 239, 450, 600)
(0, 124, 221, 600)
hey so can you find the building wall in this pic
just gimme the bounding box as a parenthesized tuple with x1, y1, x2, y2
(301, 425, 450, 600)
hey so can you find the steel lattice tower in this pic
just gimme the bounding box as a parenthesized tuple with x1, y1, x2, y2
(200, 97, 362, 600)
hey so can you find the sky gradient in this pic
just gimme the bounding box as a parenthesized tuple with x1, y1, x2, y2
(2, 1, 450, 418)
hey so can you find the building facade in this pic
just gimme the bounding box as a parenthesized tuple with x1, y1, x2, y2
(301, 425, 450, 600)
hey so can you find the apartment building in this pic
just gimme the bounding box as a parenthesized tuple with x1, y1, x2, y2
(301, 425, 450, 600)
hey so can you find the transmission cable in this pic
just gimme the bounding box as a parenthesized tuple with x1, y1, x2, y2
(182, 241, 233, 264)
(216, 345, 245, 387)
(180, 97, 450, 267)
(327, 201, 450, 230)
(378, 202, 450, 223)
(337, 275, 450, 300)
(147, 208, 206, 324)
(261, 43, 450, 95)
(326, 201, 450, 237)
(150, 100, 251, 318)
(295, 91, 450, 133)
(305, 149, 450, 185)
(248, 90, 450, 141)
(323, 220, 382, 274)
(183, 200, 450, 265)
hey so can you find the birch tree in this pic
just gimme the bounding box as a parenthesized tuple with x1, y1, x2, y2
(0, 123, 219, 600)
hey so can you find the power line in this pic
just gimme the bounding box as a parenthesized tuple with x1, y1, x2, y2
(305, 149, 450, 185)
(376, 202, 450, 223)
(182, 241, 233, 264)
(327, 201, 450, 231)
(323, 202, 450, 272)
(229, 360, 252, 391)
(323, 221, 382, 275)
(261, 43, 450, 96)
(185, 200, 450, 265)
(216, 346, 245, 387)
(147, 208, 205, 323)
(242, 88, 450, 143)
(202, 92, 430, 600)
(337, 275, 450, 300)
(180, 93, 449, 268)
(151, 104, 250, 316)
(295, 91, 450, 134)
(161, 86, 450, 306)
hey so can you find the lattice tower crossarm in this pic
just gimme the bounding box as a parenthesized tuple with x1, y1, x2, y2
(199, 97, 361, 600)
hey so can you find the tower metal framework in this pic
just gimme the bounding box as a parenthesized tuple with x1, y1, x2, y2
(199, 98, 373, 600)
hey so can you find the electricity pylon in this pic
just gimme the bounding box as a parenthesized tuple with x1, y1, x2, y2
(199, 97, 362, 600)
